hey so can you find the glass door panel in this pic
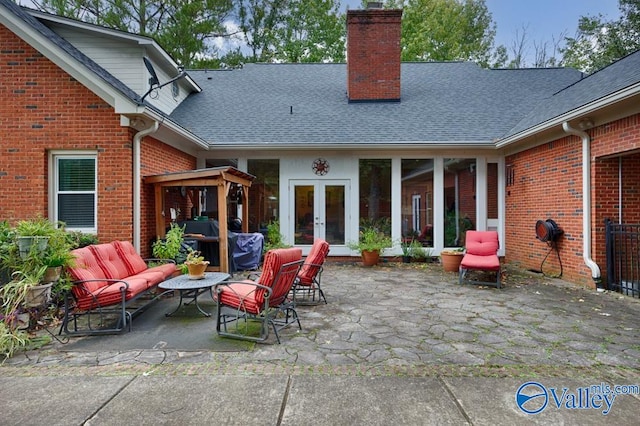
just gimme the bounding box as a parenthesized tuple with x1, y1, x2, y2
(294, 185, 314, 245)
(325, 185, 345, 245)
(292, 180, 348, 246)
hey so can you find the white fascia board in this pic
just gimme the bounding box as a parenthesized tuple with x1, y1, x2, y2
(135, 109, 209, 149)
(205, 141, 497, 151)
(496, 82, 640, 149)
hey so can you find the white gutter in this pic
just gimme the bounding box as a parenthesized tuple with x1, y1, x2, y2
(133, 120, 159, 253)
(562, 122, 603, 289)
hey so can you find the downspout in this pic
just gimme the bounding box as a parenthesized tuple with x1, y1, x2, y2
(132, 120, 159, 253)
(562, 122, 603, 290)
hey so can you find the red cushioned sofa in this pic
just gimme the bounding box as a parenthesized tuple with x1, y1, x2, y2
(60, 241, 177, 336)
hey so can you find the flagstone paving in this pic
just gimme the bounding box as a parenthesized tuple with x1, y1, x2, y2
(4, 261, 640, 379)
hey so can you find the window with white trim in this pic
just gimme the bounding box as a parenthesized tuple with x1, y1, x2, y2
(52, 154, 97, 232)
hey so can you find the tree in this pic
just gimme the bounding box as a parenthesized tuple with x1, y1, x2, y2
(562, 0, 640, 73)
(272, 0, 345, 63)
(32, 1, 235, 68)
(386, 0, 497, 67)
(237, 0, 287, 61)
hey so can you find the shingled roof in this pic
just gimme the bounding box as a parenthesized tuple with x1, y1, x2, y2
(170, 62, 583, 147)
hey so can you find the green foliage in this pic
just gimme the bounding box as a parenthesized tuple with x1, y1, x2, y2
(0, 219, 79, 361)
(0, 321, 30, 362)
(387, 0, 496, 66)
(264, 220, 290, 252)
(185, 249, 206, 264)
(272, 0, 346, 63)
(15, 217, 57, 237)
(444, 210, 473, 247)
(66, 231, 98, 249)
(152, 224, 185, 262)
(562, 1, 640, 73)
(348, 226, 393, 254)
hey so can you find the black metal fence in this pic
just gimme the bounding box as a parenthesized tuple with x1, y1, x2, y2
(605, 219, 640, 298)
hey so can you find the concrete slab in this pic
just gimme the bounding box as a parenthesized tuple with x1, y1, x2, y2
(282, 376, 467, 425)
(444, 377, 640, 425)
(61, 295, 252, 352)
(83, 375, 288, 425)
(0, 375, 132, 425)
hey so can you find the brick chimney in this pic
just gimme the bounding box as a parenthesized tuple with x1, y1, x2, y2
(347, 4, 402, 102)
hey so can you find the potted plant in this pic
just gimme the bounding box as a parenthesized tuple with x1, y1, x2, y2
(15, 217, 56, 259)
(400, 240, 413, 263)
(152, 223, 186, 263)
(440, 247, 464, 272)
(183, 249, 209, 278)
(410, 241, 430, 262)
(348, 226, 392, 266)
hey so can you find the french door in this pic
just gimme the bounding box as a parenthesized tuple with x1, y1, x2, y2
(290, 180, 349, 248)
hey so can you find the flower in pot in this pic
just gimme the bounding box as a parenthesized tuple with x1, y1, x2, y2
(183, 249, 209, 278)
(348, 227, 392, 267)
(440, 248, 464, 272)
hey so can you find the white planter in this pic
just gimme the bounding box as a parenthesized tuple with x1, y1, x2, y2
(24, 282, 53, 308)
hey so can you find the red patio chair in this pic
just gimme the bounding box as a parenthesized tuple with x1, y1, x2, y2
(292, 238, 330, 305)
(458, 231, 501, 288)
(214, 247, 303, 343)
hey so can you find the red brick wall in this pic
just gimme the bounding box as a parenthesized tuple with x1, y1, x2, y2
(347, 9, 402, 102)
(506, 114, 640, 287)
(140, 138, 196, 256)
(0, 25, 129, 242)
(1, 25, 196, 253)
(590, 115, 640, 282)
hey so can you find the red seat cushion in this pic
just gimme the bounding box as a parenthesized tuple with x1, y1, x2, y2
(90, 243, 130, 279)
(298, 239, 329, 286)
(112, 240, 149, 275)
(460, 253, 500, 271)
(68, 247, 110, 294)
(218, 280, 264, 315)
(219, 248, 302, 313)
(460, 231, 500, 271)
(74, 277, 148, 311)
(465, 231, 499, 256)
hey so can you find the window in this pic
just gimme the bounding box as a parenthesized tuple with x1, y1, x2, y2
(52, 154, 97, 232)
(248, 159, 280, 233)
(359, 159, 391, 236)
(401, 159, 434, 246)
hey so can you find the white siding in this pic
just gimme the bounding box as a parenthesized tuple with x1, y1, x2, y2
(51, 25, 190, 114)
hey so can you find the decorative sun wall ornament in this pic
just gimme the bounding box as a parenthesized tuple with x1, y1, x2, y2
(312, 158, 330, 175)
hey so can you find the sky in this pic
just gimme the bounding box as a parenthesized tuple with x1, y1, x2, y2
(343, 0, 622, 62)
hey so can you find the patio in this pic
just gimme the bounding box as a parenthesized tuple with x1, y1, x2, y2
(12, 261, 640, 371)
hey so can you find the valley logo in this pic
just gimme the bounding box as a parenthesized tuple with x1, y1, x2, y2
(514, 381, 638, 416)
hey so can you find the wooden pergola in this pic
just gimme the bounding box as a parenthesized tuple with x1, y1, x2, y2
(144, 166, 255, 273)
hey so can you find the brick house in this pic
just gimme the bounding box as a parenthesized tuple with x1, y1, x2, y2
(1, 1, 639, 290)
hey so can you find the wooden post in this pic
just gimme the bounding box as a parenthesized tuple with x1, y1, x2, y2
(217, 183, 229, 273)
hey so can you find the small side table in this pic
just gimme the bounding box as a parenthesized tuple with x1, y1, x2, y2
(158, 272, 230, 317)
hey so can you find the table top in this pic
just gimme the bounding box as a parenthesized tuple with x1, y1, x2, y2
(159, 272, 230, 290)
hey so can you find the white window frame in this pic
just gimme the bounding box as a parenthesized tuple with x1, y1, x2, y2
(48, 151, 98, 233)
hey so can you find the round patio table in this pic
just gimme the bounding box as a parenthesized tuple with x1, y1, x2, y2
(158, 272, 230, 317)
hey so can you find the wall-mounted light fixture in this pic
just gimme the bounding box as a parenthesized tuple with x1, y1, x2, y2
(578, 118, 594, 130)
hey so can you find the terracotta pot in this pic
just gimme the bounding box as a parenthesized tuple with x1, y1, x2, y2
(441, 252, 463, 272)
(43, 266, 62, 283)
(186, 261, 209, 278)
(361, 250, 380, 267)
